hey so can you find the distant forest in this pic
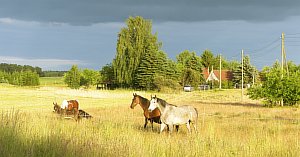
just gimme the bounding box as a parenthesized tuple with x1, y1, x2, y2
(0, 63, 66, 77)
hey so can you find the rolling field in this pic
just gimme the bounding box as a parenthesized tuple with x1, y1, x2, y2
(1, 80, 300, 156)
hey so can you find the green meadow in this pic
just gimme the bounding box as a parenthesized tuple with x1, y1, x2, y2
(0, 78, 300, 156)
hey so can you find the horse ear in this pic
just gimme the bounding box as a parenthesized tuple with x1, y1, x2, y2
(155, 95, 157, 98)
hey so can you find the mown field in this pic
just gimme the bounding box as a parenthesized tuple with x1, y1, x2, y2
(1, 78, 300, 156)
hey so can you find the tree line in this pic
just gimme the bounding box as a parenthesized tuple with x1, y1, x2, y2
(111, 16, 258, 91)
(3, 16, 300, 106)
(0, 63, 40, 86)
(64, 16, 259, 91)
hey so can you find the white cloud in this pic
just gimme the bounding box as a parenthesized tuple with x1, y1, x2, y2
(0, 56, 84, 70)
(0, 18, 15, 24)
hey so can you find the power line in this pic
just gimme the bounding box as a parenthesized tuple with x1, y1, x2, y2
(285, 33, 300, 36)
(247, 38, 280, 55)
(250, 43, 281, 60)
(285, 37, 300, 39)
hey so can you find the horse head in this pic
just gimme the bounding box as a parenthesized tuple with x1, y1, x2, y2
(53, 102, 60, 113)
(148, 95, 158, 112)
(130, 93, 140, 109)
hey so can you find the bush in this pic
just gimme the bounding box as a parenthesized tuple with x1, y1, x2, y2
(153, 75, 181, 92)
(247, 66, 300, 106)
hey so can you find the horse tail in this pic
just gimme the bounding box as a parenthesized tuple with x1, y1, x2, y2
(194, 107, 199, 118)
(191, 107, 199, 123)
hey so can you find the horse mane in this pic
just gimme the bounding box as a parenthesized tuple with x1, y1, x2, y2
(137, 95, 150, 106)
(156, 97, 177, 107)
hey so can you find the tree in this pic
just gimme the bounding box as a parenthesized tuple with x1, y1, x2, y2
(134, 50, 158, 89)
(248, 61, 300, 106)
(64, 65, 81, 89)
(113, 16, 161, 87)
(232, 56, 258, 85)
(200, 49, 217, 69)
(81, 69, 100, 88)
(176, 50, 203, 87)
(100, 64, 115, 84)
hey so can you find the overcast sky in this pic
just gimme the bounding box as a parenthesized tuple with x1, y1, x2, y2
(1, 0, 300, 70)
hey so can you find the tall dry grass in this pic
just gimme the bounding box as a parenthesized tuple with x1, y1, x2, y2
(1, 85, 300, 156)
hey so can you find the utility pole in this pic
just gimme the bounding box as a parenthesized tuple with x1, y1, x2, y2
(280, 32, 286, 106)
(241, 49, 244, 103)
(252, 69, 255, 86)
(219, 54, 222, 90)
(281, 32, 284, 79)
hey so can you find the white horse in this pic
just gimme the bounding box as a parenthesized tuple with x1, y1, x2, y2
(148, 95, 198, 134)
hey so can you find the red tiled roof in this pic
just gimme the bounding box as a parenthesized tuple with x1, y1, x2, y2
(202, 68, 233, 81)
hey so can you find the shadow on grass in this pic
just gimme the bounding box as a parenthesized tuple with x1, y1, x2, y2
(196, 101, 263, 108)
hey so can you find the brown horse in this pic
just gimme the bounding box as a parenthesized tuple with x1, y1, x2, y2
(130, 93, 161, 129)
(53, 100, 79, 119)
(130, 93, 179, 131)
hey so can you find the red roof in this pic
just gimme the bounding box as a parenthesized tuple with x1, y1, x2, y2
(202, 68, 233, 81)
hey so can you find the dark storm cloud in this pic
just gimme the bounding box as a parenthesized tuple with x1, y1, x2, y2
(1, 0, 300, 25)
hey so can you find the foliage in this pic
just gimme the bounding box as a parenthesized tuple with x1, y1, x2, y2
(182, 68, 201, 87)
(232, 55, 258, 85)
(0, 70, 39, 86)
(134, 50, 179, 90)
(247, 61, 300, 106)
(99, 64, 115, 84)
(81, 69, 100, 88)
(42, 71, 66, 77)
(64, 65, 81, 89)
(221, 80, 234, 89)
(134, 50, 158, 90)
(153, 74, 181, 92)
(223, 59, 240, 71)
(113, 16, 161, 87)
(0, 63, 43, 76)
(200, 49, 217, 69)
(112, 16, 180, 90)
(176, 50, 203, 87)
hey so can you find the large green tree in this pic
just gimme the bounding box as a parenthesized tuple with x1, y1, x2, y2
(200, 49, 217, 69)
(113, 16, 161, 87)
(176, 50, 202, 87)
(64, 65, 81, 89)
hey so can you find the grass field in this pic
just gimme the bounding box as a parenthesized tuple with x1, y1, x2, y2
(1, 79, 300, 156)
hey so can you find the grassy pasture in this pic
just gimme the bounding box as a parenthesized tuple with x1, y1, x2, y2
(1, 83, 300, 157)
(39, 77, 66, 87)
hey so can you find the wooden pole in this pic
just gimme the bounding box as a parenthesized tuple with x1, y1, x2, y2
(281, 32, 284, 106)
(219, 54, 222, 90)
(241, 49, 244, 103)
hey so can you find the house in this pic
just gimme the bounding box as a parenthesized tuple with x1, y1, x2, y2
(202, 68, 233, 82)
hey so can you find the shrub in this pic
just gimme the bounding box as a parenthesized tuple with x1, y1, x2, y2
(247, 66, 300, 106)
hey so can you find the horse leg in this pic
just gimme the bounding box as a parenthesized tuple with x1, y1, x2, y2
(74, 109, 79, 121)
(150, 119, 154, 130)
(186, 122, 191, 134)
(192, 122, 197, 133)
(144, 118, 148, 129)
(160, 123, 167, 134)
(168, 123, 173, 135)
(175, 125, 179, 132)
